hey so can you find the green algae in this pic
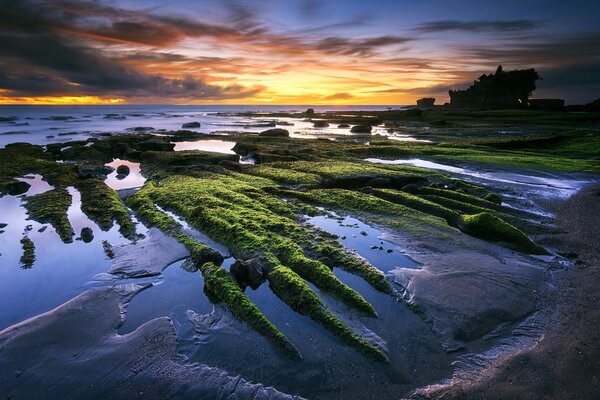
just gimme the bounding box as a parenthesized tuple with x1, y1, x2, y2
(19, 236, 35, 268)
(24, 188, 74, 243)
(200, 262, 301, 360)
(268, 264, 387, 362)
(75, 179, 136, 240)
(460, 212, 547, 254)
(143, 176, 376, 315)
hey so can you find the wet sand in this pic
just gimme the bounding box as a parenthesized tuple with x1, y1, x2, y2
(414, 184, 600, 399)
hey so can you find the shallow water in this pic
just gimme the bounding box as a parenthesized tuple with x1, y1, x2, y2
(0, 188, 130, 330)
(104, 159, 146, 190)
(172, 139, 236, 153)
(15, 174, 54, 196)
(0, 105, 416, 147)
(305, 212, 419, 271)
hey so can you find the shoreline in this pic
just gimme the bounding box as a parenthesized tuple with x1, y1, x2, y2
(419, 183, 600, 399)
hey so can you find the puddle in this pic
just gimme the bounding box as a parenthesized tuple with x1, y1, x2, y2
(305, 211, 419, 272)
(172, 139, 236, 154)
(118, 259, 213, 335)
(0, 189, 127, 330)
(388, 135, 432, 143)
(16, 174, 54, 196)
(366, 158, 589, 200)
(104, 159, 146, 190)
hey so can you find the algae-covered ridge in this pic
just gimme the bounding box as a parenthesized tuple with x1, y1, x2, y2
(2, 110, 590, 360)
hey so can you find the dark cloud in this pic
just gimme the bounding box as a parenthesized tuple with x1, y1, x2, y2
(0, 0, 262, 99)
(323, 92, 354, 100)
(315, 36, 413, 56)
(414, 20, 542, 34)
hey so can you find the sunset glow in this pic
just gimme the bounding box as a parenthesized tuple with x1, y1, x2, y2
(1, 0, 599, 105)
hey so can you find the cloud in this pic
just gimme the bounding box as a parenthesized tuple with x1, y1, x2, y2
(323, 92, 354, 100)
(0, 0, 262, 100)
(414, 19, 542, 34)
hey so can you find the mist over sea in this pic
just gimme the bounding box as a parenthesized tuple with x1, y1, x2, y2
(0, 104, 403, 147)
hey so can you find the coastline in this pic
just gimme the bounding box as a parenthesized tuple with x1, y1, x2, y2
(422, 183, 600, 399)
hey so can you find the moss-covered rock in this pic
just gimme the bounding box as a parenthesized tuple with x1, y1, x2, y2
(75, 179, 136, 240)
(24, 188, 74, 243)
(200, 262, 301, 359)
(19, 236, 35, 268)
(460, 212, 546, 254)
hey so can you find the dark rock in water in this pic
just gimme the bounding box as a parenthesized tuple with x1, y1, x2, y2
(103, 113, 126, 120)
(131, 126, 154, 132)
(258, 128, 289, 137)
(136, 141, 175, 152)
(0, 223, 7, 229)
(231, 258, 268, 290)
(338, 124, 350, 128)
(305, 108, 315, 116)
(350, 125, 372, 133)
(313, 120, 329, 128)
(80, 227, 94, 243)
(367, 177, 393, 188)
(46, 135, 55, 138)
(38, 226, 47, 232)
(78, 165, 115, 179)
(401, 183, 420, 194)
(116, 165, 130, 176)
(182, 121, 201, 128)
(7, 180, 30, 195)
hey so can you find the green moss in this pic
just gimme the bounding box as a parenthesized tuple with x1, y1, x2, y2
(460, 212, 546, 254)
(419, 186, 504, 211)
(268, 265, 387, 362)
(19, 236, 35, 268)
(200, 262, 301, 360)
(126, 184, 223, 266)
(135, 176, 376, 315)
(75, 179, 136, 240)
(24, 188, 74, 243)
(316, 244, 393, 294)
(367, 188, 460, 225)
(248, 165, 322, 186)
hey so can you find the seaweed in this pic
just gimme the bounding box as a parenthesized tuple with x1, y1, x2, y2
(19, 236, 35, 268)
(24, 188, 74, 243)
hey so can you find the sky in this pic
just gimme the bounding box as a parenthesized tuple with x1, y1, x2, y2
(0, 0, 598, 105)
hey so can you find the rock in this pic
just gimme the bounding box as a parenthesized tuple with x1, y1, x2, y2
(6, 180, 30, 195)
(401, 183, 420, 194)
(230, 258, 269, 290)
(367, 177, 393, 188)
(80, 227, 94, 243)
(350, 125, 372, 134)
(116, 165, 130, 176)
(258, 128, 289, 137)
(182, 121, 201, 128)
(416, 97, 435, 108)
(313, 121, 329, 128)
(135, 141, 175, 152)
(338, 124, 350, 128)
(78, 165, 114, 179)
(0, 223, 7, 229)
(305, 108, 315, 116)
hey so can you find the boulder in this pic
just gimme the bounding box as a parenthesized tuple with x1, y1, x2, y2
(182, 122, 201, 129)
(401, 183, 420, 194)
(230, 258, 269, 290)
(338, 124, 350, 128)
(350, 125, 372, 133)
(6, 180, 30, 196)
(78, 165, 115, 179)
(116, 165, 130, 176)
(80, 227, 94, 243)
(305, 108, 315, 116)
(258, 128, 289, 137)
(313, 121, 329, 128)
